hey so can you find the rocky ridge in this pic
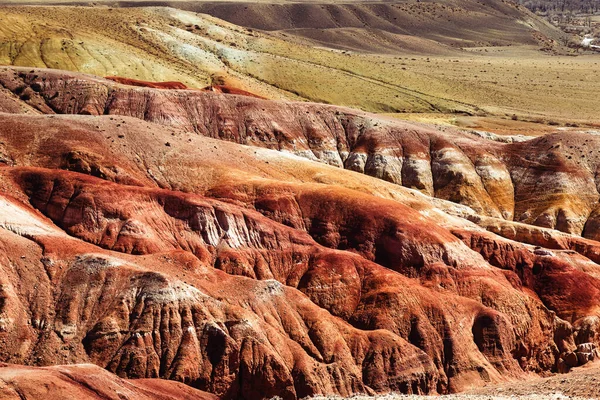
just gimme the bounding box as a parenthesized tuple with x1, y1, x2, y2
(1, 67, 600, 237)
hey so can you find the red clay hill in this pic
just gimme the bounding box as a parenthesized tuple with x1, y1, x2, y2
(105, 76, 191, 90)
(0, 66, 599, 399)
(105, 76, 265, 98)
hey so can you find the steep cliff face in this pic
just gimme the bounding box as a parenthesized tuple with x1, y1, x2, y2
(0, 66, 600, 398)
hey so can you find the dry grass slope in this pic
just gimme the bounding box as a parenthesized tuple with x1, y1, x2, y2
(0, 4, 598, 122)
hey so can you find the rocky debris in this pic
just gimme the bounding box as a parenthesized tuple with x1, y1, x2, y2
(558, 343, 600, 372)
(318, 363, 600, 398)
(312, 395, 582, 400)
(534, 247, 555, 257)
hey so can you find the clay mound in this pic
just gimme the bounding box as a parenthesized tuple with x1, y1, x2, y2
(0, 105, 599, 395)
(0, 5, 594, 121)
(187, 0, 561, 50)
(0, 0, 558, 51)
(0, 363, 216, 400)
(0, 184, 445, 397)
(104, 76, 264, 99)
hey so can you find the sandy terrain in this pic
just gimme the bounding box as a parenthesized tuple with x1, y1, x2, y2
(386, 113, 594, 137)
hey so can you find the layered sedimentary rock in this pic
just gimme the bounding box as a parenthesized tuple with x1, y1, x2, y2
(2, 67, 600, 237)
(0, 184, 449, 398)
(0, 66, 599, 398)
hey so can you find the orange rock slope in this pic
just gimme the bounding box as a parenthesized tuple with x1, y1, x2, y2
(0, 66, 599, 399)
(0, 363, 217, 400)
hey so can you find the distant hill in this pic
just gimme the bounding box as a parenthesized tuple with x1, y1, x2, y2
(0, 3, 595, 121)
(130, 0, 565, 51)
(520, 0, 600, 14)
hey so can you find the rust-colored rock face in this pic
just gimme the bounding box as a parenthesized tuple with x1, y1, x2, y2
(0, 66, 600, 399)
(2, 66, 600, 237)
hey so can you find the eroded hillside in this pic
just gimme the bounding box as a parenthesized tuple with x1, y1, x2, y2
(2, 67, 600, 237)
(0, 66, 599, 398)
